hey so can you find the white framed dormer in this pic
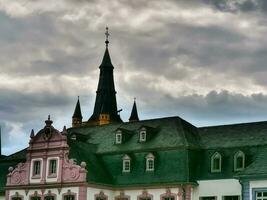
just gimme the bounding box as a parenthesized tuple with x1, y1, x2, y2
(46, 157, 59, 182)
(211, 152, 222, 173)
(139, 127, 147, 142)
(122, 154, 131, 172)
(30, 158, 43, 183)
(115, 130, 122, 144)
(146, 153, 155, 171)
(234, 150, 245, 171)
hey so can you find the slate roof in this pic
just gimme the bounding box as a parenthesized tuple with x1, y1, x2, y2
(198, 121, 267, 149)
(72, 97, 82, 119)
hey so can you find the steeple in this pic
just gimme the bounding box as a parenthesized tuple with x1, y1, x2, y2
(129, 98, 139, 122)
(89, 27, 122, 125)
(72, 96, 83, 127)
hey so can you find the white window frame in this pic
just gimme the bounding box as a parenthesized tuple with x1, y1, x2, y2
(139, 128, 146, 142)
(146, 153, 155, 171)
(116, 130, 122, 144)
(32, 159, 42, 177)
(122, 154, 131, 172)
(211, 152, 221, 173)
(234, 151, 245, 171)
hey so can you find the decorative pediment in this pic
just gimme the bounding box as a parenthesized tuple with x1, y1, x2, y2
(7, 162, 29, 186)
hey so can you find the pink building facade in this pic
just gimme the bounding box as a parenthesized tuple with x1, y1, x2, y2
(5, 116, 87, 200)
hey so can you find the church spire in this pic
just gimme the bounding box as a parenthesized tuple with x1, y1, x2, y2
(72, 96, 83, 127)
(89, 27, 122, 125)
(129, 98, 139, 122)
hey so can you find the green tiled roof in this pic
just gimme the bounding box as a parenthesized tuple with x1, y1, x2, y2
(236, 147, 267, 179)
(198, 121, 267, 149)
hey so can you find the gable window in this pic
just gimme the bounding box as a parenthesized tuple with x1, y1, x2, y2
(49, 159, 57, 176)
(139, 128, 146, 142)
(146, 153, 155, 171)
(116, 130, 122, 144)
(234, 151, 245, 171)
(122, 154, 131, 172)
(32, 160, 41, 176)
(211, 152, 221, 173)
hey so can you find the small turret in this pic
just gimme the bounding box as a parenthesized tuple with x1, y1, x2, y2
(129, 98, 139, 122)
(72, 96, 83, 127)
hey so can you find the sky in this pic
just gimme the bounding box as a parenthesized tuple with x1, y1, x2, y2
(1, 0, 267, 155)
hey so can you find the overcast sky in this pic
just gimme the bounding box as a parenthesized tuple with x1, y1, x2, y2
(1, 0, 267, 155)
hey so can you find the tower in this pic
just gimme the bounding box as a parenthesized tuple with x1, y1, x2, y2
(88, 27, 122, 125)
(129, 98, 139, 122)
(72, 96, 83, 127)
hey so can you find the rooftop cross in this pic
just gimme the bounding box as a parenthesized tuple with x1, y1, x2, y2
(105, 26, 110, 47)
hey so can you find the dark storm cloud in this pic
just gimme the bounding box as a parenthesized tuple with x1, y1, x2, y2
(204, 0, 267, 13)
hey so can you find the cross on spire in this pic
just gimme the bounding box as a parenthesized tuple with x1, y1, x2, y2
(105, 26, 110, 47)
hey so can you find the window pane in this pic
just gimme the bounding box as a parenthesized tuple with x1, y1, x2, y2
(49, 160, 57, 174)
(224, 196, 239, 200)
(64, 195, 75, 200)
(33, 161, 41, 176)
(12, 197, 22, 200)
(45, 196, 55, 200)
(263, 192, 267, 197)
(140, 198, 151, 200)
(201, 196, 216, 200)
(213, 158, 220, 170)
(163, 196, 175, 200)
(96, 197, 106, 200)
(31, 197, 41, 200)
(236, 156, 243, 169)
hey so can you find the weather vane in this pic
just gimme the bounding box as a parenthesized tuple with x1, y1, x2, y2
(105, 26, 110, 47)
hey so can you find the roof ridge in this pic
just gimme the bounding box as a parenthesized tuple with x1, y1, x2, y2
(199, 120, 267, 129)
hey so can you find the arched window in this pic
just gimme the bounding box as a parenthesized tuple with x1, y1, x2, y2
(146, 153, 155, 171)
(115, 192, 130, 200)
(44, 190, 56, 200)
(95, 191, 108, 200)
(122, 154, 131, 172)
(11, 192, 23, 200)
(160, 189, 176, 200)
(62, 190, 76, 200)
(138, 191, 153, 200)
(234, 151, 245, 171)
(211, 152, 222, 173)
(30, 192, 41, 200)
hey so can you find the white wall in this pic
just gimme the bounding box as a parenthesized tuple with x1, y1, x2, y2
(87, 187, 181, 200)
(193, 179, 241, 200)
(0, 195, 5, 200)
(249, 180, 267, 200)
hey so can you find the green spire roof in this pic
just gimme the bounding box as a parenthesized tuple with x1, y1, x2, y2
(89, 28, 122, 123)
(72, 97, 82, 119)
(129, 99, 139, 121)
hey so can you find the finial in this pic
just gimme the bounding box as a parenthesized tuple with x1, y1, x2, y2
(30, 129, 35, 138)
(78, 96, 79, 99)
(105, 26, 110, 47)
(45, 115, 53, 126)
(134, 97, 136, 102)
(62, 125, 67, 135)
(48, 115, 50, 120)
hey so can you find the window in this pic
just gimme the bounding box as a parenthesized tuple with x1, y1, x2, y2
(122, 154, 131, 172)
(234, 151, 245, 171)
(32, 160, 41, 176)
(49, 159, 57, 175)
(44, 196, 55, 200)
(95, 192, 107, 200)
(139, 198, 151, 200)
(139, 128, 146, 142)
(64, 195, 75, 200)
(146, 153, 155, 171)
(223, 196, 240, 200)
(31, 197, 41, 200)
(200, 197, 216, 200)
(211, 152, 221, 173)
(256, 191, 267, 200)
(163, 197, 175, 200)
(116, 131, 122, 144)
(138, 192, 153, 200)
(12, 198, 22, 200)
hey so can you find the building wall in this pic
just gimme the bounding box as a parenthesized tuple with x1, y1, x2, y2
(193, 179, 241, 200)
(8, 187, 79, 200)
(249, 180, 267, 200)
(0, 195, 5, 200)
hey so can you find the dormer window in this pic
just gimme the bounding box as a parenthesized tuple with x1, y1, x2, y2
(146, 153, 155, 171)
(211, 152, 222, 173)
(139, 127, 146, 142)
(234, 151, 245, 171)
(116, 130, 122, 144)
(122, 154, 131, 172)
